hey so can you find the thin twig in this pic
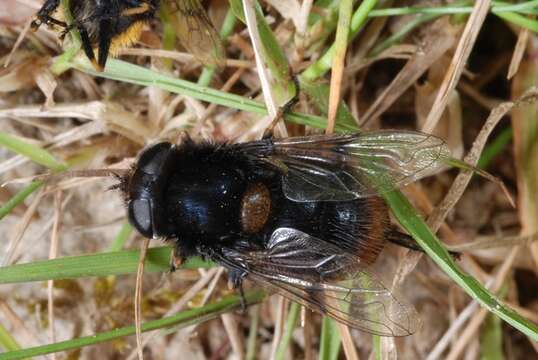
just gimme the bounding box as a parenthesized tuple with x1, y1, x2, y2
(221, 313, 245, 359)
(242, 0, 277, 119)
(270, 296, 287, 360)
(326, 0, 353, 134)
(447, 232, 538, 252)
(422, 0, 491, 133)
(360, 20, 456, 126)
(242, 0, 288, 138)
(507, 27, 529, 79)
(336, 323, 359, 360)
(2, 187, 44, 265)
(135, 238, 150, 360)
(117, 48, 253, 68)
(4, 19, 32, 68)
(445, 246, 520, 360)
(126, 267, 220, 360)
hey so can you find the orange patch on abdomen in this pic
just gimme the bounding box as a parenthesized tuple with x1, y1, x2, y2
(354, 197, 390, 265)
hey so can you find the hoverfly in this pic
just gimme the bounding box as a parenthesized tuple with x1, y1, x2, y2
(30, 0, 224, 71)
(118, 130, 452, 336)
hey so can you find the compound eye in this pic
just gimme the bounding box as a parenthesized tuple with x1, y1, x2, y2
(128, 199, 153, 238)
(137, 142, 173, 175)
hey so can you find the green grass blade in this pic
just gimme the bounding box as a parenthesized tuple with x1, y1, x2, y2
(368, 12, 440, 57)
(0, 132, 67, 171)
(372, 334, 381, 360)
(229, 0, 296, 103)
(0, 323, 21, 352)
(319, 317, 341, 360)
(66, 58, 354, 131)
(0, 247, 213, 284)
(368, 1, 538, 17)
(384, 190, 538, 341)
(274, 302, 300, 360)
(299, 79, 359, 131)
(0, 181, 43, 221)
(229, 0, 291, 80)
(0, 290, 265, 360)
(494, 11, 538, 33)
(245, 305, 260, 360)
(197, 8, 237, 86)
(107, 222, 133, 252)
(302, 0, 379, 81)
(477, 127, 513, 169)
(480, 286, 507, 360)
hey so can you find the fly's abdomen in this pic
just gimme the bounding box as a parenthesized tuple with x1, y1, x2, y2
(270, 194, 389, 266)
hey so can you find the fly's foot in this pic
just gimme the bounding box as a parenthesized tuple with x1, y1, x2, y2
(228, 269, 248, 313)
(169, 247, 185, 273)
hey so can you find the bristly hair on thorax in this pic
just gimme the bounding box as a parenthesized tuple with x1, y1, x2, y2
(108, 164, 136, 204)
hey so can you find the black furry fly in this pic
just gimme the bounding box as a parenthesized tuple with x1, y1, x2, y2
(30, 0, 224, 71)
(118, 130, 454, 336)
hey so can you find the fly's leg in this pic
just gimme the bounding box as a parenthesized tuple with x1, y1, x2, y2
(387, 230, 461, 260)
(169, 245, 185, 272)
(262, 75, 301, 139)
(74, 23, 100, 71)
(228, 269, 248, 312)
(31, 0, 65, 31)
(95, 19, 113, 71)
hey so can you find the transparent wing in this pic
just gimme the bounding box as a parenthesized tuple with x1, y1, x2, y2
(167, 0, 225, 67)
(216, 228, 419, 336)
(267, 130, 451, 202)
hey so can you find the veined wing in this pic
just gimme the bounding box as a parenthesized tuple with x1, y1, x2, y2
(167, 0, 225, 67)
(215, 227, 419, 336)
(267, 130, 451, 202)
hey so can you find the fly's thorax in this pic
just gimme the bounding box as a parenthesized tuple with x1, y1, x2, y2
(164, 165, 248, 240)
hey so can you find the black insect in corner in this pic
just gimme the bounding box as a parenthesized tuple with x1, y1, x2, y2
(119, 130, 453, 336)
(30, 0, 224, 71)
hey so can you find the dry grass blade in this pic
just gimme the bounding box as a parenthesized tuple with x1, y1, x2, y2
(447, 232, 538, 252)
(445, 247, 520, 360)
(221, 313, 245, 359)
(242, 0, 288, 138)
(242, 0, 276, 119)
(512, 48, 538, 269)
(47, 191, 62, 360)
(426, 243, 520, 360)
(2, 169, 129, 187)
(118, 48, 253, 68)
(422, 0, 491, 133)
(428, 87, 538, 233)
(336, 323, 358, 360)
(326, 0, 352, 134)
(507, 27, 529, 79)
(3, 19, 32, 68)
(302, 307, 314, 360)
(2, 187, 44, 266)
(360, 19, 457, 126)
(425, 295, 482, 360)
(135, 238, 150, 360)
(0, 300, 44, 348)
(125, 268, 220, 360)
(270, 296, 287, 360)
